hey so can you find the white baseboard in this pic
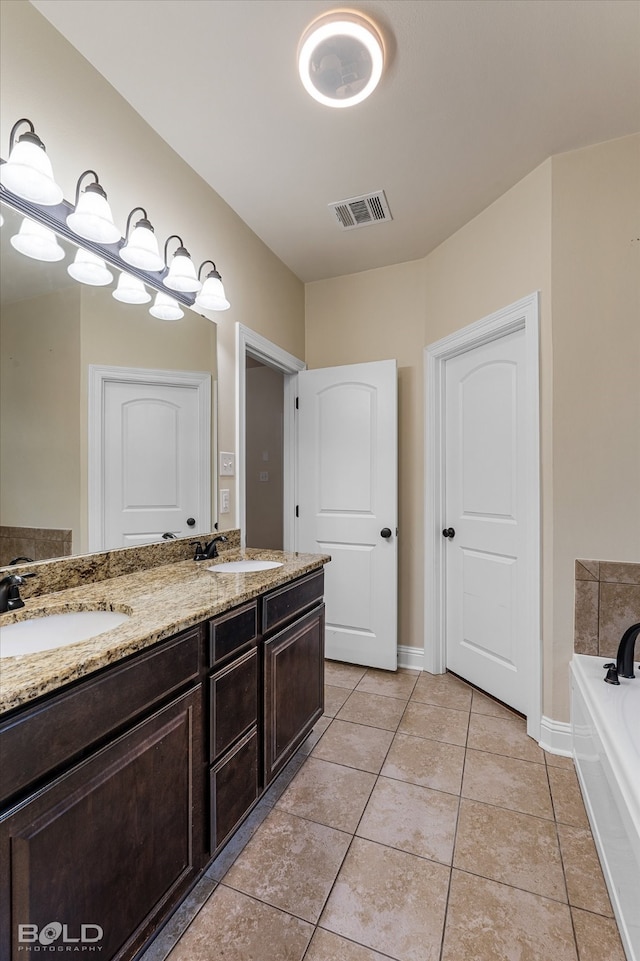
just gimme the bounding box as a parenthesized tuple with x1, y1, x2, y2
(539, 715, 573, 756)
(398, 645, 425, 672)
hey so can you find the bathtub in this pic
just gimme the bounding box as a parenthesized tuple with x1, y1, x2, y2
(571, 654, 640, 961)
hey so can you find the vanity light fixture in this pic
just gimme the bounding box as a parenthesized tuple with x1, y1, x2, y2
(10, 216, 65, 262)
(66, 170, 120, 244)
(195, 261, 230, 311)
(112, 271, 151, 305)
(298, 11, 384, 108)
(67, 248, 114, 286)
(149, 291, 184, 321)
(163, 235, 201, 293)
(0, 118, 64, 205)
(119, 207, 164, 272)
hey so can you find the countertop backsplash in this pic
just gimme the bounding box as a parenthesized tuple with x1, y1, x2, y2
(575, 559, 640, 659)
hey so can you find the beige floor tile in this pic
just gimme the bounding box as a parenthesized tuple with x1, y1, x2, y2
(462, 749, 554, 819)
(164, 885, 313, 961)
(399, 700, 469, 745)
(453, 798, 567, 901)
(467, 712, 545, 763)
(304, 928, 392, 961)
(471, 688, 521, 720)
(548, 766, 589, 827)
(139, 876, 217, 961)
(557, 823, 614, 916)
(323, 684, 351, 717)
(411, 671, 473, 711)
(275, 757, 376, 833)
(336, 690, 407, 731)
(356, 668, 418, 699)
(545, 751, 575, 770)
(381, 732, 465, 796)
(320, 836, 450, 961)
(223, 808, 350, 923)
(441, 871, 578, 961)
(571, 907, 627, 961)
(311, 719, 394, 774)
(298, 716, 332, 755)
(324, 661, 368, 689)
(356, 776, 458, 864)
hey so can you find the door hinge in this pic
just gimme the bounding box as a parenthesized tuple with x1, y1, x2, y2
(295, 505, 299, 518)
(295, 397, 299, 410)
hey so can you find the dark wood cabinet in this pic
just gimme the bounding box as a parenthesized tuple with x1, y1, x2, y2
(264, 603, 325, 785)
(0, 687, 203, 961)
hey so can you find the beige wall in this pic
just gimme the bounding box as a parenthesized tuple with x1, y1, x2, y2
(0, 286, 82, 545)
(0, 0, 305, 533)
(306, 137, 639, 723)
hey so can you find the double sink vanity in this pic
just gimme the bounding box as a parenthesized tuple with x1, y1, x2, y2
(0, 533, 329, 960)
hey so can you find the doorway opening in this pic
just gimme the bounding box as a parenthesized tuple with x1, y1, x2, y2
(245, 356, 284, 549)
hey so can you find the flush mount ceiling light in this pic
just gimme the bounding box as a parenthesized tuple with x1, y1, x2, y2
(0, 118, 64, 205)
(298, 10, 384, 108)
(66, 169, 120, 244)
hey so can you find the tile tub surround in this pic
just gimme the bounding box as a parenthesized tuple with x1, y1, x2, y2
(0, 529, 242, 600)
(575, 559, 640, 658)
(0, 545, 330, 714)
(0, 525, 72, 566)
(140, 666, 627, 961)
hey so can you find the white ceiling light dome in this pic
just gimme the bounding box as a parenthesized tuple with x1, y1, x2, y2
(298, 10, 385, 108)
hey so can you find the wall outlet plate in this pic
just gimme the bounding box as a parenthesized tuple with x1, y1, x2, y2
(220, 452, 235, 476)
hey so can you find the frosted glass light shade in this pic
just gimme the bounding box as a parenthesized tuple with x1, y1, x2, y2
(298, 12, 384, 108)
(150, 291, 184, 321)
(67, 186, 120, 244)
(120, 222, 164, 271)
(195, 274, 230, 311)
(113, 272, 151, 304)
(0, 137, 64, 205)
(10, 218, 65, 262)
(68, 248, 113, 286)
(164, 250, 201, 293)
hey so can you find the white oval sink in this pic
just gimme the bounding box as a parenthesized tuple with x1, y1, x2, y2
(207, 560, 283, 573)
(0, 610, 130, 658)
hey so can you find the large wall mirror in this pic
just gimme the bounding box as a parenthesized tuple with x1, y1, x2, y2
(0, 198, 218, 566)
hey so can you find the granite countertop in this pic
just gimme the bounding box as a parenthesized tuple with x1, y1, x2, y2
(0, 548, 330, 715)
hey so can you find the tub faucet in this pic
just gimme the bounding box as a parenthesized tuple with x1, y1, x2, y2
(0, 572, 36, 613)
(616, 622, 640, 679)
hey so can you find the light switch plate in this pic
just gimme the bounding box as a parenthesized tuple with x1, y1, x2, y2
(220, 489, 230, 513)
(220, 452, 235, 476)
(259, 471, 269, 482)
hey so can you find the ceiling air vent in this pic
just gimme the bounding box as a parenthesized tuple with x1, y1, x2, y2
(329, 190, 392, 231)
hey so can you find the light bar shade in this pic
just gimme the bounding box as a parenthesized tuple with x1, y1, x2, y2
(0, 132, 64, 205)
(195, 272, 230, 311)
(120, 212, 164, 271)
(113, 272, 151, 304)
(67, 183, 120, 244)
(149, 291, 184, 321)
(164, 249, 201, 293)
(68, 248, 113, 286)
(10, 218, 65, 262)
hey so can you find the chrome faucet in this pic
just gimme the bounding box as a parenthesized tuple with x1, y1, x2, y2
(603, 621, 640, 684)
(0, 572, 36, 613)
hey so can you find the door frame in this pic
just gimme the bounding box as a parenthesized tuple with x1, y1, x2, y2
(423, 292, 541, 740)
(235, 324, 305, 550)
(88, 364, 212, 552)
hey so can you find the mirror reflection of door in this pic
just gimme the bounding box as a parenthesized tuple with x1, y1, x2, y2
(244, 356, 284, 550)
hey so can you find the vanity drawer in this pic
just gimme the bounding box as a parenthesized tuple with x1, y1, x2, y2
(208, 647, 258, 763)
(210, 726, 259, 854)
(208, 601, 258, 668)
(262, 570, 324, 636)
(0, 626, 202, 805)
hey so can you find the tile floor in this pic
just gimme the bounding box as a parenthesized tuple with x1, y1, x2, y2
(140, 664, 627, 961)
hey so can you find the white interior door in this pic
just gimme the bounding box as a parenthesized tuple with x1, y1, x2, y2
(296, 360, 398, 670)
(444, 329, 530, 712)
(89, 366, 211, 550)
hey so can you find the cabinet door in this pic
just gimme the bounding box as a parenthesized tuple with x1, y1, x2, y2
(0, 688, 202, 961)
(264, 604, 325, 785)
(210, 726, 259, 854)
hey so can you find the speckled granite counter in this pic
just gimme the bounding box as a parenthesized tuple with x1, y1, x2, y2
(0, 548, 330, 715)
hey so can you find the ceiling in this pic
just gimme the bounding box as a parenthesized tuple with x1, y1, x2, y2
(31, 0, 640, 283)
